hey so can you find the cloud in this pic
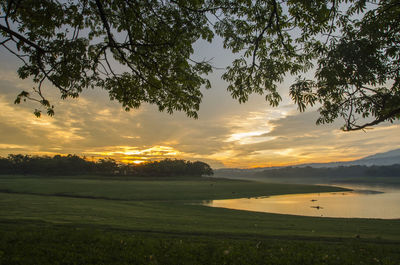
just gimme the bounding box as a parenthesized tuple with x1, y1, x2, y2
(220, 110, 400, 167)
(0, 76, 234, 167)
(0, 58, 399, 169)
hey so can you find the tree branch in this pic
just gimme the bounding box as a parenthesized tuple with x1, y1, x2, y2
(0, 24, 47, 53)
(344, 107, 400, 131)
(251, 5, 276, 68)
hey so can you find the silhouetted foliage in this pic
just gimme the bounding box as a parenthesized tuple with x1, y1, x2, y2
(0, 0, 398, 130)
(256, 164, 400, 180)
(130, 159, 213, 177)
(0, 154, 213, 177)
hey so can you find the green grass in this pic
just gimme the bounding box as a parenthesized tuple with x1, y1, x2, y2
(1, 175, 399, 264)
(1, 221, 400, 265)
(0, 175, 346, 201)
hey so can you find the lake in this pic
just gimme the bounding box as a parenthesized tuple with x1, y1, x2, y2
(204, 185, 400, 219)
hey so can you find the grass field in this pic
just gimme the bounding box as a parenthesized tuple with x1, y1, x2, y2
(1, 175, 399, 264)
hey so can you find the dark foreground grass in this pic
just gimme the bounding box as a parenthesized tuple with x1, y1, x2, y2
(1, 221, 399, 265)
(0, 175, 399, 264)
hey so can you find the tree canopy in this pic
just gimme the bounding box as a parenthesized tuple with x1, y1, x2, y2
(0, 0, 399, 130)
(0, 154, 214, 177)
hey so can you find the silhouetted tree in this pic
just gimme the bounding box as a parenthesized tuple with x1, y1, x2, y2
(0, 154, 213, 177)
(256, 164, 400, 179)
(0, 1, 398, 130)
(190, 161, 213, 176)
(96, 158, 119, 175)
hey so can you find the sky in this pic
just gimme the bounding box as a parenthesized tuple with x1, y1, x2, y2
(0, 37, 399, 169)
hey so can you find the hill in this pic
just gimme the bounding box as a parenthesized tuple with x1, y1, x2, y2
(214, 149, 400, 185)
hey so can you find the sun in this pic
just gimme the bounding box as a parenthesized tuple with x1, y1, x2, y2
(120, 159, 147, 165)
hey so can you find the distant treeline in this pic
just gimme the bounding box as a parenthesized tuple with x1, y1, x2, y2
(255, 165, 400, 179)
(0, 154, 213, 177)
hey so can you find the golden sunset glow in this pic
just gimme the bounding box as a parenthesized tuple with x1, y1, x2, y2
(120, 159, 147, 164)
(132, 160, 146, 164)
(120, 146, 178, 156)
(81, 146, 181, 164)
(0, 55, 399, 169)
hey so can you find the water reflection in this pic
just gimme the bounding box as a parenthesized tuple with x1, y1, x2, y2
(204, 186, 400, 219)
